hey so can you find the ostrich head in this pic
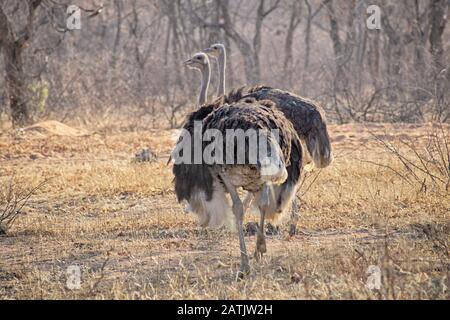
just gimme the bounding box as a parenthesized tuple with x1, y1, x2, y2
(203, 43, 225, 59)
(184, 52, 209, 71)
(184, 52, 211, 106)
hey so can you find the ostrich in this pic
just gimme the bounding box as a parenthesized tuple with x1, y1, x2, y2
(204, 43, 333, 169)
(184, 52, 211, 106)
(173, 52, 303, 276)
(181, 52, 213, 214)
(203, 43, 226, 97)
(204, 44, 333, 234)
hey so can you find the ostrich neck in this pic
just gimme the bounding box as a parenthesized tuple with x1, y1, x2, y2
(218, 51, 226, 97)
(199, 63, 210, 106)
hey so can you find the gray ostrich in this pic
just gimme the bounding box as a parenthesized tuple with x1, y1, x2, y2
(173, 52, 303, 277)
(204, 43, 333, 169)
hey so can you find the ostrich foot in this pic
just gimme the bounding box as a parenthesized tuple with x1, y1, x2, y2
(236, 262, 251, 281)
(288, 223, 297, 237)
(254, 230, 267, 261)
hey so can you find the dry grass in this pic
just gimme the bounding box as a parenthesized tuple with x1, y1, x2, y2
(0, 121, 448, 300)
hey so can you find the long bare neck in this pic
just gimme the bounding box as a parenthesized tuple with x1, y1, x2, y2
(217, 50, 226, 97)
(199, 62, 210, 106)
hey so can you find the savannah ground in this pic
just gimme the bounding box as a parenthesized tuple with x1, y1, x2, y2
(0, 120, 448, 299)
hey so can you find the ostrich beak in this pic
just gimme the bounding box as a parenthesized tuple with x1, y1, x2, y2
(203, 47, 213, 54)
(183, 58, 194, 67)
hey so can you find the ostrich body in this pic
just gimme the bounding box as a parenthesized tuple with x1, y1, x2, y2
(173, 52, 303, 276)
(204, 44, 333, 169)
(243, 86, 332, 168)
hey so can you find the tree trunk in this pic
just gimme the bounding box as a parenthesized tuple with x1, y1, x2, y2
(303, 0, 328, 94)
(219, 0, 279, 84)
(283, 1, 302, 88)
(110, 0, 122, 77)
(218, 0, 256, 84)
(327, 0, 355, 92)
(383, 14, 404, 100)
(252, 0, 266, 84)
(368, 29, 380, 89)
(355, 10, 367, 95)
(303, 0, 312, 71)
(407, 0, 427, 101)
(326, 0, 343, 79)
(0, 0, 42, 127)
(428, 0, 448, 119)
(3, 44, 29, 127)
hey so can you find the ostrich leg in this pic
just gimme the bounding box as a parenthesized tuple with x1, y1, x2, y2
(242, 192, 253, 213)
(217, 171, 250, 278)
(255, 184, 270, 261)
(289, 197, 299, 237)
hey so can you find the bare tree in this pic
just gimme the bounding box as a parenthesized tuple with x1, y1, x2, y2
(282, 1, 302, 87)
(428, 0, 449, 120)
(217, 0, 280, 84)
(0, 0, 43, 127)
(0, 0, 448, 127)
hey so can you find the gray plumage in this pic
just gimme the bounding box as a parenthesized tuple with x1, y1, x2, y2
(242, 86, 333, 169)
(202, 98, 295, 191)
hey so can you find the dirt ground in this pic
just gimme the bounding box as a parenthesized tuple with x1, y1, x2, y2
(0, 120, 448, 299)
